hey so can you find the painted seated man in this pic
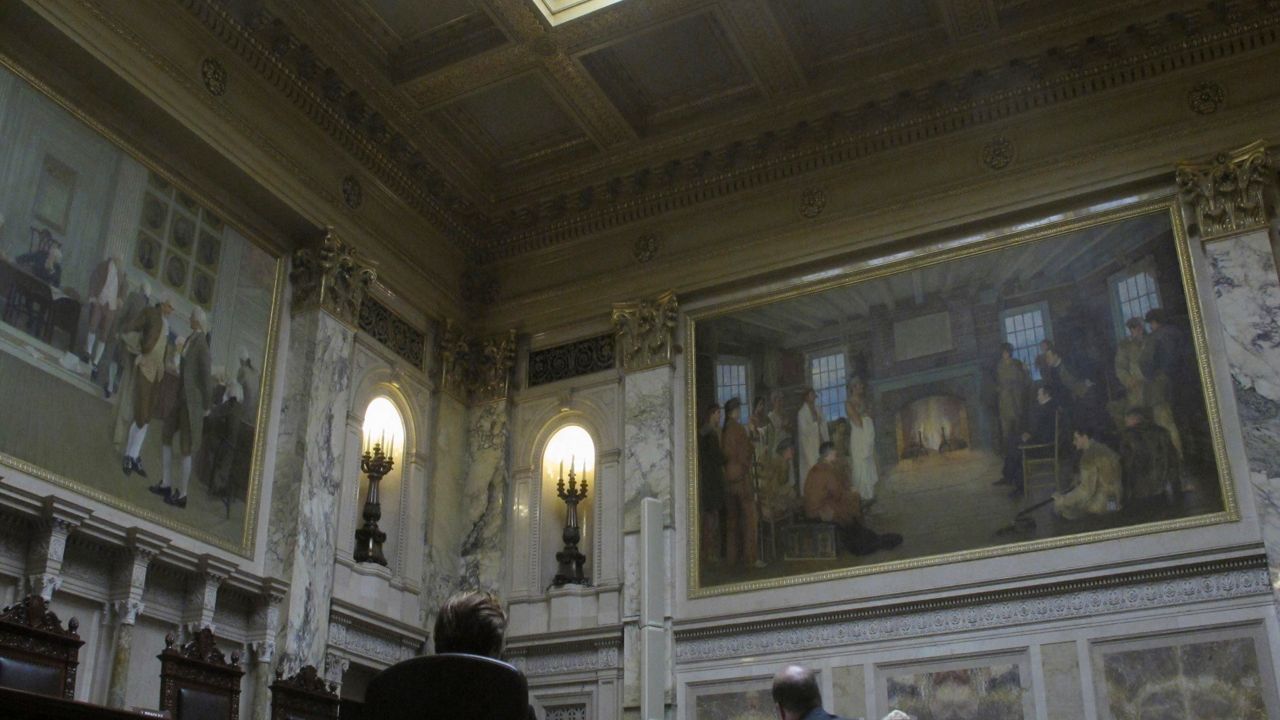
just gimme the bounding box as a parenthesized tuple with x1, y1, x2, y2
(758, 437, 799, 524)
(803, 442, 901, 556)
(1119, 406, 1181, 512)
(1053, 427, 1122, 520)
(997, 383, 1058, 498)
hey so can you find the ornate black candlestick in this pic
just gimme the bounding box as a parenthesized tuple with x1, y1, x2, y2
(552, 462, 590, 586)
(354, 441, 393, 566)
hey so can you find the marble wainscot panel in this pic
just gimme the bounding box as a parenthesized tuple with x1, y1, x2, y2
(622, 366, 674, 532)
(267, 309, 356, 674)
(1098, 635, 1269, 718)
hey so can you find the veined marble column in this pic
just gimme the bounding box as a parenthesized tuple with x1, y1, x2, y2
(1177, 142, 1280, 605)
(105, 530, 167, 708)
(249, 579, 287, 720)
(267, 230, 374, 676)
(612, 292, 679, 718)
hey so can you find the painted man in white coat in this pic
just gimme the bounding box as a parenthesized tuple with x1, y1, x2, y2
(845, 393, 879, 503)
(796, 387, 829, 493)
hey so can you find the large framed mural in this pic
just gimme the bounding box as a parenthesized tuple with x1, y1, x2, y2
(0, 59, 281, 555)
(688, 201, 1236, 594)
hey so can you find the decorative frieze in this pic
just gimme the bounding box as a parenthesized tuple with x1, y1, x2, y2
(326, 619, 420, 668)
(357, 297, 427, 371)
(612, 291, 680, 372)
(289, 229, 376, 327)
(674, 559, 1269, 663)
(528, 333, 616, 387)
(507, 635, 623, 677)
(1176, 139, 1277, 241)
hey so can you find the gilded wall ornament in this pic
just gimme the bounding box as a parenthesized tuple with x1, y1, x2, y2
(634, 234, 659, 263)
(438, 321, 517, 401)
(289, 229, 376, 327)
(612, 291, 680, 372)
(981, 136, 1014, 170)
(1176, 139, 1276, 241)
(798, 188, 827, 219)
(1187, 81, 1226, 115)
(341, 175, 363, 209)
(201, 57, 227, 97)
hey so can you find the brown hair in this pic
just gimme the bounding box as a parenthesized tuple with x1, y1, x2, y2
(433, 590, 507, 658)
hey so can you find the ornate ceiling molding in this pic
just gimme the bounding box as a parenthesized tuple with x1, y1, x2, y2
(489, 5, 1280, 258)
(174, 0, 1280, 265)
(176, 0, 492, 251)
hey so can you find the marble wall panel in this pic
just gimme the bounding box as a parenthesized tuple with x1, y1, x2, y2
(832, 664, 867, 719)
(1041, 641, 1085, 720)
(458, 400, 511, 594)
(267, 309, 355, 673)
(421, 394, 468, 627)
(623, 366, 674, 532)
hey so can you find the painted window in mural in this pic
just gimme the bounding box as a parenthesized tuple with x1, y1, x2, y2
(808, 349, 847, 421)
(716, 356, 750, 424)
(1001, 303, 1050, 381)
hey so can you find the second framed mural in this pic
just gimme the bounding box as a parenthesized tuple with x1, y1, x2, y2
(688, 201, 1236, 595)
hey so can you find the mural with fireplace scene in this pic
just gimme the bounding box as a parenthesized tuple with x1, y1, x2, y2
(690, 205, 1233, 592)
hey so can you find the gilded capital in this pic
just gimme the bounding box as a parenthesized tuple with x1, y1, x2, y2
(612, 290, 680, 372)
(1175, 140, 1277, 241)
(438, 320, 517, 402)
(289, 229, 376, 326)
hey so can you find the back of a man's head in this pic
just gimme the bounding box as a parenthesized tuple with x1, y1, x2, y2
(433, 590, 507, 658)
(772, 664, 822, 718)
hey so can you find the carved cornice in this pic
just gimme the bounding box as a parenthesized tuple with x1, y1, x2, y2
(1176, 139, 1278, 241)
(439, 321, 518, 401)
(674, 556, 1270, 663)
(612, 291, 680, 372)
(174, 0, 490, 250)
(290, 229, 376, 328)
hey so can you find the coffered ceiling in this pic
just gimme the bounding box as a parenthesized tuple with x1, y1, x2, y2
(217, 0, 1275, 262)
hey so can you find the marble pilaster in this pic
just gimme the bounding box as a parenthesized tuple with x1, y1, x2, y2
(248, 579, 287, 720)
(1204, 229, 1280, 608)
(621, 366, 675, 532)
(269, 305, 357, 676)
(457, 399, 512, 593)
(249, 640, 276, 720)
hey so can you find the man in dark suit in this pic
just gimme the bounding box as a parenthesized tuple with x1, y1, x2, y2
(771, 665, 847, 720)
(150, 307, 212, 508)
(698, 402, 726, 563)
(998, 384, 1059, 498)
(122, 294, 173, 478)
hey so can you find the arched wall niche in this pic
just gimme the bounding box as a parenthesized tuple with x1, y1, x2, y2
(507, 388, 625, 635)
(340, 357, 431, 589)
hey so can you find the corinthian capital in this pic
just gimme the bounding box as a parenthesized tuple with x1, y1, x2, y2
(1176, 140, 1277, 241)
(612, 291, 680, 371)
(289, 228, 376, 327)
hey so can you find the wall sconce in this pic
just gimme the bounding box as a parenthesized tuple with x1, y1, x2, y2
(553, 455, 589, 586)
(355, 398, 402, 566)
(545, 425, 595, 587)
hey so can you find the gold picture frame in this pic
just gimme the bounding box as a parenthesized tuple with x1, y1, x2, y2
(0, 52, 284, 558)
(686, 199, 1238, 597)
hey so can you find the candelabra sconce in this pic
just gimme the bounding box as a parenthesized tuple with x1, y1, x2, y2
(354, 435, 394, 566)
(552, 458, 590, 587)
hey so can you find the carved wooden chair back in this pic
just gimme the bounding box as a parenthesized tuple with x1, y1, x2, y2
(269, 664, 339, 720)
(157, 627, 245, 720)
(0, 594, 83, 699)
